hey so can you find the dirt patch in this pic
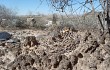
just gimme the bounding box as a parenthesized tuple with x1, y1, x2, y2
(0, 29, 110, 70)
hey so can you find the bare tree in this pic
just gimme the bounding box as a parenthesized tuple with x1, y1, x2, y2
(0, 5, 16, 20)
(0, 5, 17, 28)
(48, 0, 110, 34)
(50, 0, 70, 12)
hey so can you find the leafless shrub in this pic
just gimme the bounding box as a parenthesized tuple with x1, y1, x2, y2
(15, 19, 26, 28)
(58, 14, 99, 31)
(0, 5, 16, 20)
(0, 5, 17, 29)
(47, 22, 75, 32)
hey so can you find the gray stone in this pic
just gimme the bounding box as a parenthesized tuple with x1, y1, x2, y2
(0, 32, 11, 41)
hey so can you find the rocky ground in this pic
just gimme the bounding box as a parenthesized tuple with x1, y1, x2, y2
(0, 28, 110, 70)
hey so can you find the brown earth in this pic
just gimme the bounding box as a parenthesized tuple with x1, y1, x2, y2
(0, 28, 110, 70)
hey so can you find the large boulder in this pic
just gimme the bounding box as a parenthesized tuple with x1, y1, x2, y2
(0, 32, 11, 41)
(26, 18, 36, 27)
(23, 36, 40, 47)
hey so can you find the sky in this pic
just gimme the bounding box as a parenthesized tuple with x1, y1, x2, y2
(0, 0, 102, 15)
(0, 0, 55, 15)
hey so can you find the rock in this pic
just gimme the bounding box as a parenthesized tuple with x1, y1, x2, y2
(69, 55, 78, 66)
(98, 36, 105, 44)
(101, 44, 110, 55)
(41, 55, 51, 69)
(23, 36, 40, 47)
(0, 32, 11, 41)
(0, 49, 5, 57)
(6, 38, 20, 43)
(0, 42, 5, 46)
(58, 59, 72, 70)
(51, 54, 62, 68)
(98, 57, 110, 70)
(7, 55, 35, 70)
